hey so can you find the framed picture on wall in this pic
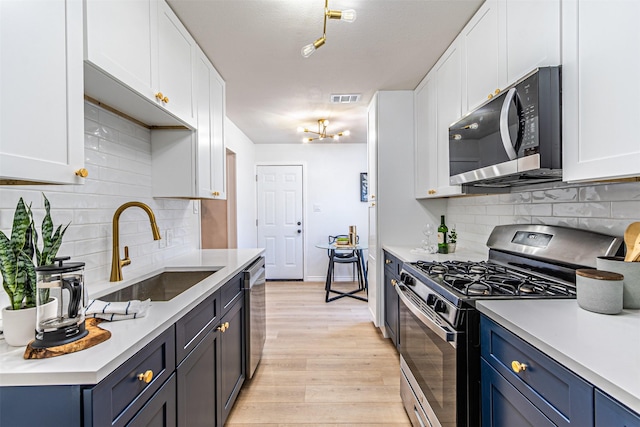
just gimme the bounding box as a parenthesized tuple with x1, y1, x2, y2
(360, 172, 368, 202)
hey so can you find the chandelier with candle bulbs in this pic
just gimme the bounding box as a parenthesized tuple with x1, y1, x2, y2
(297, 119, 350, 142)
(301, 0, 356, 58)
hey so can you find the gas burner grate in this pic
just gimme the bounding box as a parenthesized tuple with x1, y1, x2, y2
(412, 260, 575, 298)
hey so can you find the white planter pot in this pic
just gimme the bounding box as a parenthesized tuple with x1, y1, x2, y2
(2, 298, 57, 347)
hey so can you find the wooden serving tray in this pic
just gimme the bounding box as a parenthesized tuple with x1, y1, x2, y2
(23, 318, 111, 359)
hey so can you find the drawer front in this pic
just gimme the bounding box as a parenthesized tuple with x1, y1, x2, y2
(175, 291, 219, 362)
(595, 390, 640, 427)
(383, 251, 403, 277)
(221, 272, 243, 312)
(481, 316, 593, 426)
(86, 326, 176, 427)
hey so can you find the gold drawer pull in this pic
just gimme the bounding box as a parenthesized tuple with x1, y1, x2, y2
(162, 96, 169, 103)
(75, 168, 88, 178)
(155, 92, 164, 101)
(391, 279, 397, 286)
(137, 370, 153, 383)
(217, 321, 230, 333)
(511, 361, 527, 373)
(385, 259, 392, 264)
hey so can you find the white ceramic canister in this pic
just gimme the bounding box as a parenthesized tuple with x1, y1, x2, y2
(576, 269, 624, 315)
(596, 256, 640, 309)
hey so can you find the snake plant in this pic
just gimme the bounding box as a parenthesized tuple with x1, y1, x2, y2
(0, 198, 37, 310)
(0, 194, 69, 310)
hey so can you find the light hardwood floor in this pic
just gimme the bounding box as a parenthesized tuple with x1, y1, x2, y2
(226, 281, 411, 426)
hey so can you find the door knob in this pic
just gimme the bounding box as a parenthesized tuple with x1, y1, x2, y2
(297, 229, 302, 233)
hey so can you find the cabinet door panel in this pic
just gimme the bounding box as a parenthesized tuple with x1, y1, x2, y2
(462, 0, 500, 112)
(127, 374, 176, 427)
(0, 0, 84, 184)
(157, 1, 195, 126)
(177, 330, 218, 427)
(594, 389, 640, 427)
(219, 297, 245, 425)
(383, 267, 399, 349)
(563, 0, 640, 182)
(84, 0, 155, 98)
(435, 41, 464, 196)
(481, 360, 555, 427)
(414, 72, 438, 198)
(503, 0, 560, 83)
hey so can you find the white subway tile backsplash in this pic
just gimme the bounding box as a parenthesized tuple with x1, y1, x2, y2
(552, 202, 611, 218)
(531, 187, 578, 202)
(610, 200, 640, 219)
(448, 181, 640, 249)
(0, 101, 199, 291)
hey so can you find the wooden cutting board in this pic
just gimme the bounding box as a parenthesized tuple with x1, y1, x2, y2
(23, 318, 111, 359)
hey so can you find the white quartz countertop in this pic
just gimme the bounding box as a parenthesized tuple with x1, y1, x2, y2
(476, 299, 640, 413)
(0, 248, 264, 387)
(383, 245, 488, 263)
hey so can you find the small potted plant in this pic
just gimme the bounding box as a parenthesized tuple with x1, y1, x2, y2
(448, 227, 457, 254)
(0, 195, 68, 346)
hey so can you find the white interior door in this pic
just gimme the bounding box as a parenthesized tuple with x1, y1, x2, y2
(257, 165, 303, 280)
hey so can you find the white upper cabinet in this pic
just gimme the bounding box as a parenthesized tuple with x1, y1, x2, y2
(434, 40, 465, 198)
(0, 0, 85, 185)
(500, 0, 561, 85)
(461, 0, 561, 115)
(462, 0, 501, 113)
(414, 38, 464, 199)
(156, 1, 196, 126)
(84, 0, 196, 128)
(414, 70, 439, 198)
(84, 0, 156, 99)
(151, 48, 226, 199)
(562, 0, 640, 182)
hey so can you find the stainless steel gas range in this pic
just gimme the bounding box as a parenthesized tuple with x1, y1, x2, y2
(396, 224, 623, 427)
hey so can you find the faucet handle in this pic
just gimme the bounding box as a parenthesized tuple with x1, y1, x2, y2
(121, 246, 132, 268)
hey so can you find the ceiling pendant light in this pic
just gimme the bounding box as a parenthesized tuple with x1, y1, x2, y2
(298, 119, 350, 142)
(301, 0, 356, 58)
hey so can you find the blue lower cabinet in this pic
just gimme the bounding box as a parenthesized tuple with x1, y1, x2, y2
(481, 315, 594, 427)
(128, 374, 177, 427)
(481, 360, 555, 427)
(595, 390, 640, 427)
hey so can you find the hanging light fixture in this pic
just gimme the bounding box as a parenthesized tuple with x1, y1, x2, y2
(297, 119, 350, 142)
(301, 0, 356, 58)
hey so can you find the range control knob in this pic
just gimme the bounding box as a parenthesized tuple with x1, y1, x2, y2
(426, 294, 437, 306)
(433, 299, 447, 313)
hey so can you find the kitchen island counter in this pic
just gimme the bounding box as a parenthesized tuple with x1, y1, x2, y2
(0, 248, 264, 387)
(477, 299, 640, 414)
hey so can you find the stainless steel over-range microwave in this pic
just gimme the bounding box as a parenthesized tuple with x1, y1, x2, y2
(449, 66, 562, 189)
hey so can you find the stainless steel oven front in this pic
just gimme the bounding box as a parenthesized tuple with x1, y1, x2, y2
(396, 281, 464, 427)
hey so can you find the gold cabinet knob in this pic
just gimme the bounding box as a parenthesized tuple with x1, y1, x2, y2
(511, 361, 527, 373)
(137, 370, 154, 383)
(495, 88, 501, 95)
(212, 191, 220, 196)
(162, 96, 169, 103)
(371, 194, 376, 199)
(225, 321, 230, 329)
(391, 279, 397, 286)
(155, 92, 164, 101)
(385, 259, 392, 264)
(371, 202, 376, 207)
(75, 168, 88, 178)
(217, 321, 230, 333)
(428, 189, 436, 195)
(488, 93, 493, 99)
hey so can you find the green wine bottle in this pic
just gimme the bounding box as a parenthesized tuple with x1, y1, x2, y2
(437, 215, 448, 254)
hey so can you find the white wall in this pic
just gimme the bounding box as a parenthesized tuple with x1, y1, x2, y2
(447, 181, 640, 252)
(224, 117, 257, 249)
(0, 101, 201, 312)
(254, 143, 368, 281)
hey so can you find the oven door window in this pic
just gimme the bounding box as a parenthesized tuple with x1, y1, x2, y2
(400, 300, 460, 426)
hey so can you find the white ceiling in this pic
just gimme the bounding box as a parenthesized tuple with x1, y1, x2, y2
(166, 0, 484, 144)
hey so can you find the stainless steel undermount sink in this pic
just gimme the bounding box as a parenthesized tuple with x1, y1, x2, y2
(100, 270, 218, 302)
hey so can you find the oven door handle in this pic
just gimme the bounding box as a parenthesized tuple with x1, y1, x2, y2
(395, 284, 457, 345)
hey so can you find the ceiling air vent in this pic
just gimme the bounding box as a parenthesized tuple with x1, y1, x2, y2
(330, 94, 361, 104)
